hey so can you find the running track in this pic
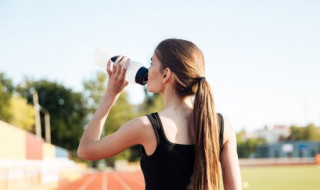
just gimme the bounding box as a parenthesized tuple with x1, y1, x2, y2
(58, 171, 145, 190)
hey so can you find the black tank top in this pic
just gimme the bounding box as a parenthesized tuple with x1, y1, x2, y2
(140, 112, 224, 190)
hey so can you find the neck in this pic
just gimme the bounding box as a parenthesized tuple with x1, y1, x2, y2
(162, 86, 193, 113)
(161, 85, 195, 143)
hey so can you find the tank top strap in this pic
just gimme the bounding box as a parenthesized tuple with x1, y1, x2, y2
(146, 112, 165, 145)
(147, 112, 224, 151)
(217, 113, 224, 152)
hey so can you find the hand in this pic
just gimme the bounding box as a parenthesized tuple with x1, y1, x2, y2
(106, 56, 129, 97)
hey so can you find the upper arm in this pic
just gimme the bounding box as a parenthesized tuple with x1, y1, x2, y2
(220, 116, 243, 190)
(78, 116, 150, 160)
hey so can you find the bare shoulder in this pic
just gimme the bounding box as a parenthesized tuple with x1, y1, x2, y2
(220, 115, 236, 144)
(122, 115, 155, 143)
(120, 116, 152, 136)
(126, 115, 157, 154)
(137, 115, 156, 138)
(127, 115, 151, 128)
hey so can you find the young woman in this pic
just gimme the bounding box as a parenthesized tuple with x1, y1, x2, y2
(78, 39, 242, 190)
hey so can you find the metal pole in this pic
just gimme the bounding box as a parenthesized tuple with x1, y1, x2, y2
(32, 90, 42, 138)
(43, 108, 51, 144)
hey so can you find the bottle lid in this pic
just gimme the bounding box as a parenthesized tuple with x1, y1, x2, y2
(135, 67, 148, 85)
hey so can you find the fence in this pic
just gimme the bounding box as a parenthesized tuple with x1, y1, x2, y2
(0, 158, 84, 190)
(239, 157, 317, 166)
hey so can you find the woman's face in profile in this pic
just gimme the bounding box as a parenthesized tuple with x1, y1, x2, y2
(147, 53, 165, 93)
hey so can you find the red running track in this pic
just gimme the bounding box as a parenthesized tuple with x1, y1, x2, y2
(57, 171, 145, 190)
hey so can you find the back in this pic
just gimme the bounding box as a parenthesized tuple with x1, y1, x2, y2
(140, 113, 224, 190)
(140, 113, 195, 190)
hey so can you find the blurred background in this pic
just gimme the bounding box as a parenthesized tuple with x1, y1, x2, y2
(0, 0, 319, 189)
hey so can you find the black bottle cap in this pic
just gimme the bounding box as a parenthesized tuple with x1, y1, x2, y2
(135, 67, 148, 85)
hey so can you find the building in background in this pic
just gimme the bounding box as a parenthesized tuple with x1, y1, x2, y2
(256, 141, 320, 158)
(250, 125, 290, 143)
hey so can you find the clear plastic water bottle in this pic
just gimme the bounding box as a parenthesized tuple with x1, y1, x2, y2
(94, 48, 148, 85)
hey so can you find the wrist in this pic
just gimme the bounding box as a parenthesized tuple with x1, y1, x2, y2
(95, 93, 117, 115)
(102, 91, 118, 102)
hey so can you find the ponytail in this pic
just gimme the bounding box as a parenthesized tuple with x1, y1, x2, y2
(192, 79, 220, 190)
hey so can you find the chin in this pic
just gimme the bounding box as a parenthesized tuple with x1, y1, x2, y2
(146, 84, 156, 93)
(146, 85, 153, 93)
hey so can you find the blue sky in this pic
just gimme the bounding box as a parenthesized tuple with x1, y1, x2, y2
(1, 0, 319, 131)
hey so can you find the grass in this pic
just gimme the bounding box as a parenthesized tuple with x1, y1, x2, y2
(240, 165, 320, 190)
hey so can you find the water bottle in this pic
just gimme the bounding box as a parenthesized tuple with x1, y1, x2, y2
(94, 47, 148, 85)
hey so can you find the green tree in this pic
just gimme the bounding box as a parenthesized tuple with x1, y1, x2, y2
(288, 126, 304, 140)
(236, 129, 247, 144)
(288, 124, 320, 141)
(0, 73, 14, 122)
(236, 130, 266, 158)
(0, 73, 35, 132)
(139, 87, 163, 115)
(18, 79, 87, 150)
(8, 95, 35, 132)
(82, 72, 107, 113)
(303, 124, 320, 141)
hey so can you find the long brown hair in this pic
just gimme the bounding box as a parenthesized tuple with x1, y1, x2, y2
(155, 39, 220, 190)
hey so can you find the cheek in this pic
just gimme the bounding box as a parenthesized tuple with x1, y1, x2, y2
(147, 68, 160, 92)
(147, 72, 154, 85)
(148, 67, 156, 81)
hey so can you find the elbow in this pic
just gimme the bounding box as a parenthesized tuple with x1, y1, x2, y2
(77, 146, 88, 160)
(77, 145, 97, 161)
(77, 149, 86, 160)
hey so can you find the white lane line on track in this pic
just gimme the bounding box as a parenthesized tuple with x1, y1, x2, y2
(102, 172, 108, 190)
(119, 173, 144, 187)
(112, 172, 132, 190)
(78, 174, 97, 190)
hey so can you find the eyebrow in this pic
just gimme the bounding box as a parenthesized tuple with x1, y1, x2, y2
(151, 57, 153, 61)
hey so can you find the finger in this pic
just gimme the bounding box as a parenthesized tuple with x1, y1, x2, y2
(120, 59, 129, 79)
(115, 56, 128, 77)
(115, 56, 124, 64)
(119, 56, 128, 67)
(118, 57, 128, 78)
(107, 60, 112, 76)
(113, 56, 123, 74)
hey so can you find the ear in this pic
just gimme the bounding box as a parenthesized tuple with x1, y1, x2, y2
(162, 68, 172, 84)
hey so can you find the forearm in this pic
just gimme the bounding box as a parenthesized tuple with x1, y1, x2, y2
(80, 92, 117, 142)
(78, 56, 129, 159)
